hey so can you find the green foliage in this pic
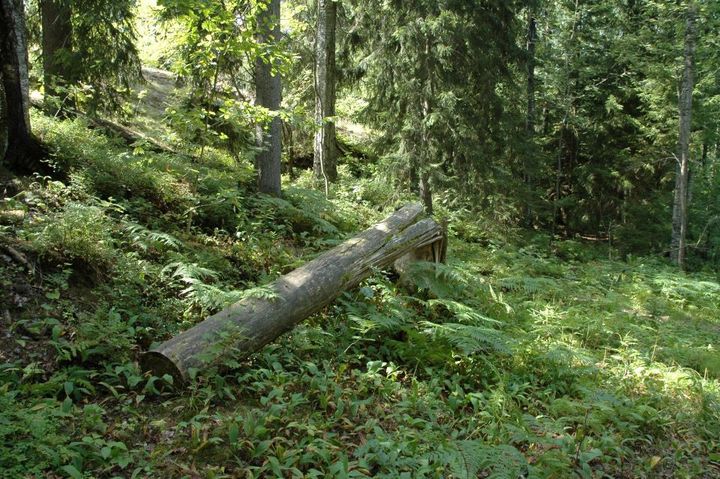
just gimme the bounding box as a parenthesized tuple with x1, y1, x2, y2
(122, 221, 182, 252)
(0, 393, 73, 476)
(28, 0, 142, 113)
(30, 202, 115, 269)
(346, 0, 523, 209)
(4, 139, 720, 478)
(6, 5, 720, 475)
(161, 260, 238, 314)
(444, 441, 527, 479)
(153, 0, 292, 156)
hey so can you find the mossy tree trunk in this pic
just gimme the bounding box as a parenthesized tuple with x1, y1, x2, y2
(141, 203, 446, 384)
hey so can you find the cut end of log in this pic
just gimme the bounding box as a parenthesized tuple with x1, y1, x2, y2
(139, 351, 185, 386)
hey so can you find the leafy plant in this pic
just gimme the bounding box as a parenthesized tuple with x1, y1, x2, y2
(30, 202, 115, 270)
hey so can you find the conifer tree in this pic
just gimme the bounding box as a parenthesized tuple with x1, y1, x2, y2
(38, 0, 140, 113)
(348, 0, 522, 213)
(40, 0, 73, 110)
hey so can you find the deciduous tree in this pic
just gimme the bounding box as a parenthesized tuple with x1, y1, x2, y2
(313, 0, 338, 187)
(670, 1, 698, 268)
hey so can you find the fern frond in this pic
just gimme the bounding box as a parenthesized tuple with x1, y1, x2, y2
(496, 276, 560, 295)
(161, 262, 280, 312)
(405, 261, 467, 298)
(426, 298, 501, 325)
(421, 322, 512, 355)
(161, 261, 219, 283)
(342, 297, 408, 334)
(448, 441, 527, 479)
(123, 222, 182, 251)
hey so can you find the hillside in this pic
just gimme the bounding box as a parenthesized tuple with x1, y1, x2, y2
(2, 0, 720, 477)
(0, 111, 718, 477)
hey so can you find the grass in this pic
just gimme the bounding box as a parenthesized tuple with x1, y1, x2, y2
(0, 112, 718, 478)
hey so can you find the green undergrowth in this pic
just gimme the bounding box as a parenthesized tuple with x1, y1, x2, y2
(1, 114, 719, 478)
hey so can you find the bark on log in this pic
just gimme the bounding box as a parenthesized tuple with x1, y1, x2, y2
(141, 203, 445, 384)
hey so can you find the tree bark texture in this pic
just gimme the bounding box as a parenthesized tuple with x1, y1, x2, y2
(313, 0, 337, 183)
(141, 203, 445, 384)
(41, 0, 73, 109)
(0, 0, 32, 167)
(670, 3, 697, 268)
(255, 0, 282, 197)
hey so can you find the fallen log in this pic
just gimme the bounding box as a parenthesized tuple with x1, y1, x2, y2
(29, 94, 185, 157)
(88, 117, 182, 156)
(140, 203, 445, 384)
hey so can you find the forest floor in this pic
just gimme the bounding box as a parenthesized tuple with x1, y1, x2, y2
(0, 106, 719, 478)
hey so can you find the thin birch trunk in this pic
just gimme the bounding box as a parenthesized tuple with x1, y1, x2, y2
(670, 2, 697, 268)
(313, 0, 338, 184)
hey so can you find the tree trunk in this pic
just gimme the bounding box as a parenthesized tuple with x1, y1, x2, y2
(141, 203, 446, 384)
(0, 71, 7, 160)
(419, 37, 433, 215)
(523, 10, 537, 226)
(255, 0, 282, 197)
(0, 0, 32, 168)
(41, 0, 74, 111)
(670, 2, 697, 268)
(313, 0, 337, 184)
(419, 170, 433, 215)
(525, 12, 537, 136)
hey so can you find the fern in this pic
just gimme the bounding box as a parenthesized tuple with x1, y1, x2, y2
(426, 298, 501, 325)
(161, 261, 224, 312)
(345, 303, 407, 333)
(445, 441, 527, 479)
(161, 261, 219, 284)
(161, 262, 278, 312)
(255, 194, 340, 237)
(421, 322, 512, 355)
(405, 261, 468, 298)
(123, 221, 182, 251)
(496, 275, 560, 295)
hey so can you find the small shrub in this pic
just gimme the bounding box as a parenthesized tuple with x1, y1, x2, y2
(30, 203, 116, 271)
